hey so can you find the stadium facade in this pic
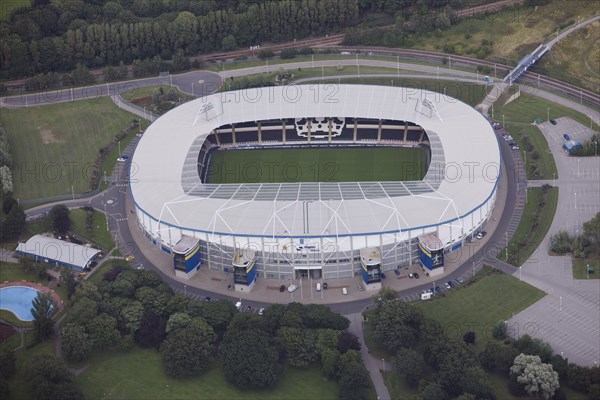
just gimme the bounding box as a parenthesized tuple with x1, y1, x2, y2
(129, 84, 500, 289)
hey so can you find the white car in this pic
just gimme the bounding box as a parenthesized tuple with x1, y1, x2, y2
(258, 308, 265, 316)
(476, 233, 483, 239)
(288, 284, 298, 293)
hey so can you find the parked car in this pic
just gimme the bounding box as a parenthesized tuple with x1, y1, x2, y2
(380, 272, 386, 279)
(476, 232, 483, 239)
(413, 272, 420, 279)
(550, 119, 557, 125)
(245, 305, 252, 313)
(394, 269, 401, 276)
(204, 296, 211, 302)
(408, 273, 414, 279)
(447, 281, 455, 288)
(288, 284, 298, 293)
(563, 133, 570, 141)
(481, 231, 487, 237)
(279, 285, 286, 292)
(357, 284, 364, 291)
(117, 154, 129, 162)
(258, 308, 265, 316)
(444, 282, 451, 289)
(323, 282, 328, 290)
(455, 276, 464, 284)
(125, 255, 135, 262)
(512, 145, 520, 150)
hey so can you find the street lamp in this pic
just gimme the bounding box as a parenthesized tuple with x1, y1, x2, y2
(547, 108, 550, 121)
(502, 114, 505, 127)
(382, 358, 385, 371)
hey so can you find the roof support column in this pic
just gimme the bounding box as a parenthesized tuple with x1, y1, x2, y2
(377, 120, 382, 144)
(282, 120, 286, 144)
(258, 121, 262, 144)
(353, 118, 358, 143)
(232, 124, 236, 145)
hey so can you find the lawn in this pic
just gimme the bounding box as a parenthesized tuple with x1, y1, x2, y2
(0, 97, 137, 200)
(0, 262, 68, 305)
(494, 92, 599, 179)
(121, 85, 194, 102)
(572, 244, 600, 279)
(208, 147, 426, 184)
(499, 186, 559, 267)
(75, 347, 339, 400)
(309, 77, 489, 107)
(416, 267, 545, 351)
(69, 208, 115, 250)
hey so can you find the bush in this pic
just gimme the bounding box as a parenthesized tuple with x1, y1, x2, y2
(280, 48, 297, 59)
(258, 49, 275, 59)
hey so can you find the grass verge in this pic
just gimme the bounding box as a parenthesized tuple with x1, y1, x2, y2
(68, 208, 115, 251)
(75, 347, 338, 400)
(572, 244, 600, 279)
(416, 267, 545, 351)
(499, 186, 559, 267)
(0, 97, 137, 200)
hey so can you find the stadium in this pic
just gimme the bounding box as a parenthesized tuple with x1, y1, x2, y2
(129, 84, 501, 291)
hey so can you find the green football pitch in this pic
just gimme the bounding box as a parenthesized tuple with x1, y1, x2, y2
(207, 147, 427, 184)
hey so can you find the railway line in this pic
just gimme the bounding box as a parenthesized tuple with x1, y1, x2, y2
(319, 45, 600, 105)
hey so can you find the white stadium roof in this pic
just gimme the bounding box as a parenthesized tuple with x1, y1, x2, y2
(130, 84, 500, 241)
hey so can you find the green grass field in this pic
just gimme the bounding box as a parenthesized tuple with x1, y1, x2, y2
(0, 97, 137, 200)
(208, 147, 426, 184)
(499, 186, 559, 267)
(69, 208, 115, 251)
(572, 244, 600, 279)
(75, 347, 338, 400)
(416, 268, 545, 351)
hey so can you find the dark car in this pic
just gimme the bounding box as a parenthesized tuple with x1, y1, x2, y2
(204, 296, 211, 302)
(447, 281, 455, 288)
(323, 282, 328, 290)
(394, 269, 401, 276)
(563, 133, 570, 141)
(413, 272, 420, 279)
(380, 272, 386, 279)
(481, 231, 487, 237)
(245, 305, 252, 312)
(279, 285, 286, 292)
(550, 119, 557, 125)
(433, 286, 441, 294)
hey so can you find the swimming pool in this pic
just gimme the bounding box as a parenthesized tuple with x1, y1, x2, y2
(0, 286, 44, 321)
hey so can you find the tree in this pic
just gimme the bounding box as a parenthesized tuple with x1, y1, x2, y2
(303, 304, 349, 330)
(135, 309, 166, 348)
(0, 203, 25, 241)
(0, 348, 16, 379)
(258, 49, 274, 59)
(338, 350, 371, 400)
(277, 327, 318, 367)
(583, 212, 600, 243)
(60, 323, 92, 361)
(479, 341, 519, 372)
(550, 230, 572, 254)
(372, 286, 397, 307)
(463, 331, 476, 345)
(492, 320, 507, 339)
(160, 318, 216, 377)
(394, 347, 427, 388)
(87, 313, 121, 350)
(422, 382, 447, 400)
(514, 334, 553, 362)
(31, 292, 56, 343)
(372, 300, 423, 353)
(2, 195, 17, 214)
(221, 34, 237, 51)
(280, 48, 297, 59)
(165, 312, 192, 333)
(337, 330, 360, 353)
(219, 328, 281, 389)
(25, 355, 83, 400)
(320, 348, 340, 378)
(50, 204, 70, 234)
(60, 268, 77, 299)
(510, 354, 559, 400)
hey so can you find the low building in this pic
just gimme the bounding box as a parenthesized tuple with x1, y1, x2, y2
(16, 234, 101, 270)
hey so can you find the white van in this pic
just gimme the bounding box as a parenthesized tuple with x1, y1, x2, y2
(420, 292, 431, 301)
(342, 287, 348, 295)
(235, 301, 242, 310)
(316, 283, 321, 291)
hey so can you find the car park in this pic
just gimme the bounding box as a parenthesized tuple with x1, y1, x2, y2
(550, 119, 557, 125)
(279, 284, 286, 292)
(414, 272, 420, 279)
(288, 284, 298, 293)
(563, 133, 570, 141)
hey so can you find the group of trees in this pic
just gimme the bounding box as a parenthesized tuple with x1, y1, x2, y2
(0, 124, 13, 195)
(57, 265, 369, 399)
(570, 134, 599, 157)
(551, 212, 600, 258)
(2, 0, 359, 80)
(369, 286, 600, 399)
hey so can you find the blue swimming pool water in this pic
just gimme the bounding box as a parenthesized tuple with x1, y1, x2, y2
(0, 286, 43, 321)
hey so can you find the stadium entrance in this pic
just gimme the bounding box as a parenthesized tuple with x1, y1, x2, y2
(294, 265, 322, 280)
